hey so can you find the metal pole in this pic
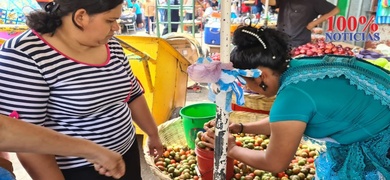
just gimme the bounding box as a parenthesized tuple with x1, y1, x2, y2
(213, 0, 231, 178)
(155, 0, 160, 36)
(263, 0, 269, 27)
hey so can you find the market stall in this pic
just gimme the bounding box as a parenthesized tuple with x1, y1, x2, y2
(203, 8, 278, 55)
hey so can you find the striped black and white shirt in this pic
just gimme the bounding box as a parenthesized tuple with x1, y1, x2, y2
(0, 30, 143, 169)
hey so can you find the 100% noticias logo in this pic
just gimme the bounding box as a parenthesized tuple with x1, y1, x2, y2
(325, 16, 380, 42)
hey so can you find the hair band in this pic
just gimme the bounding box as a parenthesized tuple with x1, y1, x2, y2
(242, 29, 267, 49)
(45, 2, 60, 14)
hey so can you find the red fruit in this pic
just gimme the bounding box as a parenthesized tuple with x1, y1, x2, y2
(307, 157, 315, 163)
(294, 51, 301, 56)
(277, 172, 287, 178)
(300, 49, 306, 54)
(324, 49, 332, 54)
(331, 47, 337, 52)
(306, 50, 314, 56)
(325, 43, 334, 49)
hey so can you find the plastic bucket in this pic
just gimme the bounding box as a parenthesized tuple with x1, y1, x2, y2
(195, 147, 234, 180)
(180, 103, 216, 149)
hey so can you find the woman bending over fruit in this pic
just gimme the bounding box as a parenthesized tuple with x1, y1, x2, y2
(203, 26, 390, 179)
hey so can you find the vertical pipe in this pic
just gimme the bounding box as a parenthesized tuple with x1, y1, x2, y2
(168, 1, 172, 33)
(213, 0, 231, 178)
(263, 0, 269, 26)
(155, 0, 161, 37)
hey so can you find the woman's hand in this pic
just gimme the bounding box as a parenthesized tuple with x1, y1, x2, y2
(228, 123, 242, 134)
(201, 128, 237, 154)
(203, 119, 216, 131)
(86, 149, 126, 179)
(204, 120, 242, 134)
(147, 134, 164, 160)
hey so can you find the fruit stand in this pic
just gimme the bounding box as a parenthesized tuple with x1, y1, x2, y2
(144, 114, 323, 180)
(291, 40, 390, 71)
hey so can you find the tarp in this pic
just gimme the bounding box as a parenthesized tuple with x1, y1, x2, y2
(0, 0, 40, 25)
(0, 0, 40, 40)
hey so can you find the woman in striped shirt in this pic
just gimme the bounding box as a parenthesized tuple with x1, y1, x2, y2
(0, 0, 163, 179)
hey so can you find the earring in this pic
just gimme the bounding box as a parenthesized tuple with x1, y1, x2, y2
(259, 81, 268, 91)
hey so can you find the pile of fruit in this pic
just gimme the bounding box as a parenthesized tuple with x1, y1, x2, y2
(154, 145, 199, 179)
(291, 41, 355, 57)
(154, 131, 321, 180)
(210, 52, 221, 61)
(310, 27, 325, 44)
(229, 133, 317, 180)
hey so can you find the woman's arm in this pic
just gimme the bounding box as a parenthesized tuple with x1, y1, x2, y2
(0, 115, 125, 179)
(0, 114, 125, 179)
(204, 117, 271, 135)
(128, 95, 164, 157)
(230, 117, 271, 135)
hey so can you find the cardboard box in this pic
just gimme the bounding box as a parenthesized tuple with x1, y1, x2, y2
(166, 38, 199, 64)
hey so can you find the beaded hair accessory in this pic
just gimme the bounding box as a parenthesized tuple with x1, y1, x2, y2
(242, 29, 267, 49)
(45, 2, 60, 15)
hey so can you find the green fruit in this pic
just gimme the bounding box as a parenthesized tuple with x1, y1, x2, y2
(197, 131, 203, 140)
(384, 62, 390, 71)
(298, 159, 306, 166)
(297, 172, 306, 179)
(197, 141, 206, 149)
(167, 167, 175, 173)
(289, 175, 300, 180)
(372, 58, 389, 67)
(253, 169, 264, 176)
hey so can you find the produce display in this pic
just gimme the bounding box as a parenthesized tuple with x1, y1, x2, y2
(155, 145, 199, 180)
(291, 41, 355, 57)
(290, 41, 390, 71)
(154, 131, 321, 180)
(210, 52, 221, 61)
(310, 27, 325, 44)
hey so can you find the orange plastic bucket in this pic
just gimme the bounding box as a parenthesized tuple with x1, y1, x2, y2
(195, 147, 234, 180)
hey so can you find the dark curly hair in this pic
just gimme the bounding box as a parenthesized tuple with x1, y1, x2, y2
(26, 0, 123, 35)
(230, 26, 292, 74)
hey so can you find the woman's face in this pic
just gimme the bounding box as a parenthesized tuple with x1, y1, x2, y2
(242, 67, 280, 97)
(76, 4, 122, 46)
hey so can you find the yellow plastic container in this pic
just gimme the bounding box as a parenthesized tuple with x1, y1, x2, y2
(115, 35, 191, 135)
